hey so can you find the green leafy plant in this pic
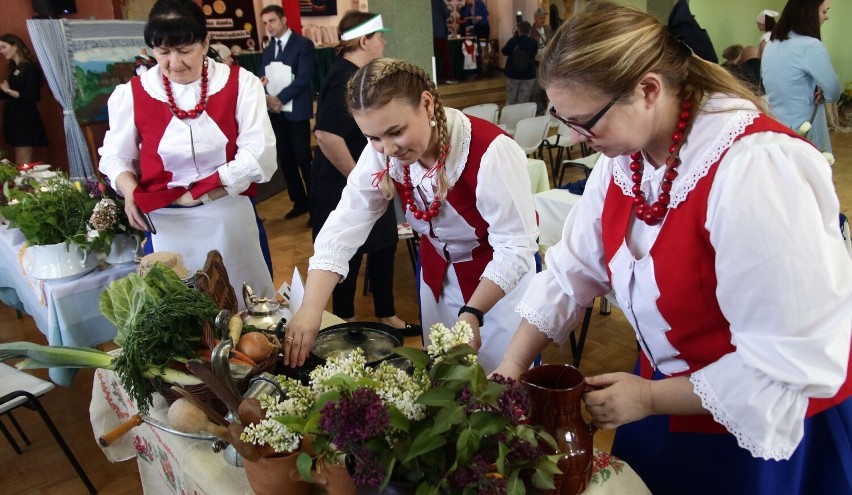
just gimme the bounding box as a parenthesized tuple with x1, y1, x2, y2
(0, 159, 17, 184)
(241, 322, 561, 494)
(0, 173, 97, 248)
(837, 82, 852, 109)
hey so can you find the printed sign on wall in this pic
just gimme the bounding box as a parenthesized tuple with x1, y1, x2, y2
(201, 0, 258, 52)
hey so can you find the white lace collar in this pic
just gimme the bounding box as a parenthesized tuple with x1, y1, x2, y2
(612, 95, 759, 208)
(387, 108, 472, 188)
(140, 57, 230, 103)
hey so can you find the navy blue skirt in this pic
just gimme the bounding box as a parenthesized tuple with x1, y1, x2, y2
(612, 369, 851, 495)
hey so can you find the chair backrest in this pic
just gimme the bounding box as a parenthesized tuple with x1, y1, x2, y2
(513, 116, 552, 155)
(462, 103, 499, 124)
(498, 102, 538, 133)
(546, 102, 561, 130)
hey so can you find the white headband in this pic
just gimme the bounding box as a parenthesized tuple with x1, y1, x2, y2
(340, 14, 391, 41)
(756, 10, 780, 23)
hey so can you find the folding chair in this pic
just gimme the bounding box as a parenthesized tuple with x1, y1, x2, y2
(0, 363, 96, 494)
(498, 102, 537, 135)
(462, 103, 499, 124)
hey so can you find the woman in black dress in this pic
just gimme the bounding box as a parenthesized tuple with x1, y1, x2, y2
(0, 34, 48, 164)
(310, 11, 419, 335)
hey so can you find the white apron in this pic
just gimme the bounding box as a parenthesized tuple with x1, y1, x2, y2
(148, 195, 273, 310)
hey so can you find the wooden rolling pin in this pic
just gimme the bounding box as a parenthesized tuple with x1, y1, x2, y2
(98, 414, 143, 447)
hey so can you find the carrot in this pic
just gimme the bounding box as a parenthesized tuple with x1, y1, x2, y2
(228, 349, 257, 367)
(196, 348, 212, 362)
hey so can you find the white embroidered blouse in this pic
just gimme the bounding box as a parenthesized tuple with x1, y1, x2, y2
(517, 95, 852, 460)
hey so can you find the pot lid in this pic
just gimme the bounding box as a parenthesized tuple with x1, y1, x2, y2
(312, 323, 401, 363)
(247, 297, 281, 316)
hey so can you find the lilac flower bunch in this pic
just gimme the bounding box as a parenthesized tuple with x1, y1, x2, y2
(293, 321, 561, 494)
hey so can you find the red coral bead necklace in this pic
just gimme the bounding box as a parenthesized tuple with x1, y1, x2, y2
(401, 144, 449, 222)
(163, 57, 208, 119)
(630, 97, 694, 226)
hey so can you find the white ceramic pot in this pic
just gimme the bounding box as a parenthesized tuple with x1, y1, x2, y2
(27, 242, 97, 281)
(104, 234, 141, 265)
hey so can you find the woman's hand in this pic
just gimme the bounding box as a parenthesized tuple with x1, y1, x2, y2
(123, 197, 149, 231)
(582, 373, 654, 430)
(490, 359, 527, 380)
(0, 80, 9, 93)
(814, 87, 825, 105)
(283, 308, 323, 367)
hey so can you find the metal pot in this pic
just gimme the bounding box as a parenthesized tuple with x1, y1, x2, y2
(310, 322, 405, 367)
(241, 283, 293, 332)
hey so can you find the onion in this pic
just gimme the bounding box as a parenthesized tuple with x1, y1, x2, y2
(235, 332, 276, 363)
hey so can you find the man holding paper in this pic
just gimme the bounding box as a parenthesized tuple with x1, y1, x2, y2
(260, 4, 316, 221)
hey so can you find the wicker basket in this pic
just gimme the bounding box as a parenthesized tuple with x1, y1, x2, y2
(159, 350, 279, 417)
(158, 250, 279, 416)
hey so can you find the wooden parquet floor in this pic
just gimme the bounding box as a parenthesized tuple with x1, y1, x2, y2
(2, 130, 851, 494)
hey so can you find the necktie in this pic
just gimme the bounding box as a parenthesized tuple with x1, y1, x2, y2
(276, 39, 283, 59)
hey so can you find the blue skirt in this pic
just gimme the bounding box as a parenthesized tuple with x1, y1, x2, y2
(612, 369, 852, 495)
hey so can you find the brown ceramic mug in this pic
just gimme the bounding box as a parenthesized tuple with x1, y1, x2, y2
(520, 364, 596, 495)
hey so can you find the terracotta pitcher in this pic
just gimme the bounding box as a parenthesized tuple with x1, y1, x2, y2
(520, 364, 595, 495)
(243, 451, 313, 495)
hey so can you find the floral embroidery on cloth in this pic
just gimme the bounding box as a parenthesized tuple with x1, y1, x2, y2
(590, 451, 626, 485)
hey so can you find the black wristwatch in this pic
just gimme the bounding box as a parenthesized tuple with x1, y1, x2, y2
(458, 305, 484, 326)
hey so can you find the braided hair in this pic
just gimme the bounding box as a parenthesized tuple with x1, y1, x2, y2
(346, 58, 451, 200)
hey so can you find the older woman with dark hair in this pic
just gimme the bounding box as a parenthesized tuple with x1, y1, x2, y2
(309, 12, 417, 335)
(98, 0, 276, 304)
(762, 0, 839, 152)
(0, 33, 48, 164)
(494, 2, 851, 493)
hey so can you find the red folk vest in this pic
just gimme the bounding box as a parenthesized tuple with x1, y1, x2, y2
(601, 114, 851, 433)
(394, 116, 504, 302)
(130, 66, 253, 213)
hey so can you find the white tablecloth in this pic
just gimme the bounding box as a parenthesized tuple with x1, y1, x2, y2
(534, 188, 582, 250)
(0, 225, 135, 385)
(527, 158, 551, 194)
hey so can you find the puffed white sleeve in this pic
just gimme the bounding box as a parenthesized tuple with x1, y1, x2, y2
(692, 132, 852, 460)
(98, 83, 139, 190)
(515, 155, 613, 344)
(474, 135, 539, 293)
(217, 67, 277, 195)
(309, 144, 392, 278)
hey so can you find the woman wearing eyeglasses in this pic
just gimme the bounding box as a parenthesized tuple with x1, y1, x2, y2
(495, 3, 851, 494)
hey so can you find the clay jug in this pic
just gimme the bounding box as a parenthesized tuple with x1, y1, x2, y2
(314, 457, 357, 495)
(520, 364, 595, 495)
(243, 450, 313, 495)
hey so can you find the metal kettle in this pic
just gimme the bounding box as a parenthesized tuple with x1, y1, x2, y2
(240, 283, 293, 332)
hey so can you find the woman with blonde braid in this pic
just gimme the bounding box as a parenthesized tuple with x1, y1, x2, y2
(286, 58, 539, 373)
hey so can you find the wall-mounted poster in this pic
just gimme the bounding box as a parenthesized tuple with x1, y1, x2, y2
(301, 0, 338, 17)
(201, 0, 258, 52)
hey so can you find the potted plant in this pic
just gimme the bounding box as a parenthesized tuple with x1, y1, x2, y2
(241, 322, 561, 495)
(0, 173, 100, 280)
(836, 82, 852, 127)
(83, 178, 141, 263)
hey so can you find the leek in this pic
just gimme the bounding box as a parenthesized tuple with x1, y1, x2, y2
(0, 341, 202, 393)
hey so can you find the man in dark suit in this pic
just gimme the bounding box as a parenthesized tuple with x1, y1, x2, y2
(260, 4, 316, 220)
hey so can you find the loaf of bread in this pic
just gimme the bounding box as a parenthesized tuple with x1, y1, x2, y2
(137, 251, 190, 279)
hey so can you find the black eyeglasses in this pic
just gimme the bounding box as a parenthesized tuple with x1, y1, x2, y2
(549, 98, 618, 138)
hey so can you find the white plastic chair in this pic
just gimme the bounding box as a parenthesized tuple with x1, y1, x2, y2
(0, 363, 96, 493)
(462, 103, 499, 124)
(513, 116, 551, 157)
(542, 122, 576, 176)
(498, 102, 537, 135)
(557, 152, 602, 188)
